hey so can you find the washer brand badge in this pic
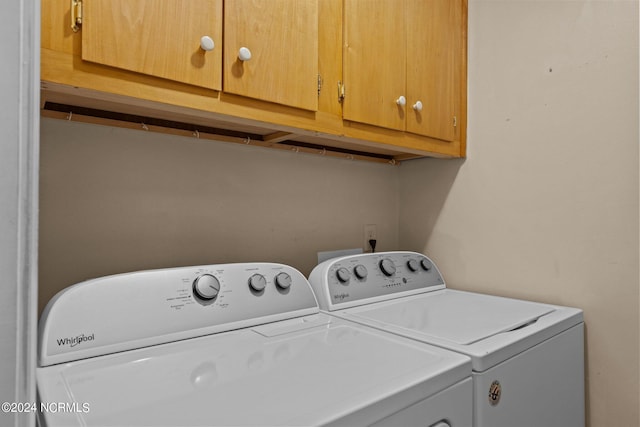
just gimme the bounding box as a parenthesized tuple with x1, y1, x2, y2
(56, 333, 95, 348)
(334, 293, 350, 301)
(488, 380, 502, 406)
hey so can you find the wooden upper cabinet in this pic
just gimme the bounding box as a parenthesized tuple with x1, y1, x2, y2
(343, 1, 406, 131)
(81, 0, 223, 91)
(343, 0, 463, 142)
(41, 0, 466, 159)
(223, 0, 319, 111)
(406, 0, 461, 142)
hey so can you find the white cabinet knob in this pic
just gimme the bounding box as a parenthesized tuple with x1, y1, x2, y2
(412, 100, 423, 112)
(200, 36, 215, 51)
(396, 96, 406, 107)
(238, 47, 252, 61)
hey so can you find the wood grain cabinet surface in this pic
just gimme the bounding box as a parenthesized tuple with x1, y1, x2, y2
(224, 0, 319, 111)
(40, 0, 467, 162)
(344, 0, 464, 142)
(82, 0, 223, 91)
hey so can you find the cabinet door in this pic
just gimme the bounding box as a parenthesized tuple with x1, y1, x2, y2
(82, 0, 222, 90)
(406, 0, 462, 141)
(224, 0, 318, 111)
(343, 0, 406, 131)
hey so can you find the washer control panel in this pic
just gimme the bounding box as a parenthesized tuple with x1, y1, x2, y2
(308, 251, 445, 310)
(39, 263, 318, 366)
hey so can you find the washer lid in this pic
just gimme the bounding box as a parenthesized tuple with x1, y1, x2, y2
(37, 313, 471, 427)
(348, 290, 554, 345)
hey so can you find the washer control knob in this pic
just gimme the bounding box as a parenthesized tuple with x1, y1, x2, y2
(379, 258, 396, 276)
(275, 272, 292, 289)
(193, 274, 221, 300)
(354, 264, 368, 280)
(407, 259, 419, 272)
(336, 267, 351, 283)
(420, 259, 432, 271)
(248, 274, 267, 292)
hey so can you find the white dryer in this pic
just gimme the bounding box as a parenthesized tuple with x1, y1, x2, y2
(309, 251, 585, 427)
(37, 262, 472, 427)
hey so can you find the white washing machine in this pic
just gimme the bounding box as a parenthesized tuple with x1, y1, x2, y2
(37, 262, 473, 427)
(308, 251, 585, 427)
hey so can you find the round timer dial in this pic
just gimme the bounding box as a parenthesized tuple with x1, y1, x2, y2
(379, 258, 397, 276)
(193, 274, 221, 300)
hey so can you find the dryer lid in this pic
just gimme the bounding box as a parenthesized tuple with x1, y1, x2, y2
(348, 290, 555, 345)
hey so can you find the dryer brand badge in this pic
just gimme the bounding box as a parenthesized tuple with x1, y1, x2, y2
(56, 333, 95, 348)
(488, 380, 502, 406)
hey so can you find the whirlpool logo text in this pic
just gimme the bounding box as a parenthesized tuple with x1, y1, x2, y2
(333, 293, 350, 301)
(56, 333, 95, 348)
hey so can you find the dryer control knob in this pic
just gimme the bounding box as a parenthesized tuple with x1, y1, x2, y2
(248, 274, 267, 292)
(407, 259, 419, 272)
(379, 258, 396, 276)
(420, 259, 432, 271)
(336, 267, 351, 283)
(354, 264, 368, 279)
(193, 274, 221, 300)
(275, 272, 292, 289)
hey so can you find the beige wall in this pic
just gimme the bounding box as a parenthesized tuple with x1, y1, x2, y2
(39, 118, 399, 313)
(399, 1, 639, 426)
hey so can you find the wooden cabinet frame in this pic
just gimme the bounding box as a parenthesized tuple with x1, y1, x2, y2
(41, 0, 467, 163)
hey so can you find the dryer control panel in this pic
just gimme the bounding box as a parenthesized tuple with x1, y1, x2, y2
(308, 251, 446, 311)
(39, 263, 318, 366)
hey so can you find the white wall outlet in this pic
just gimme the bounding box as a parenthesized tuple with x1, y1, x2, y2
(363, 224, 377, 252)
